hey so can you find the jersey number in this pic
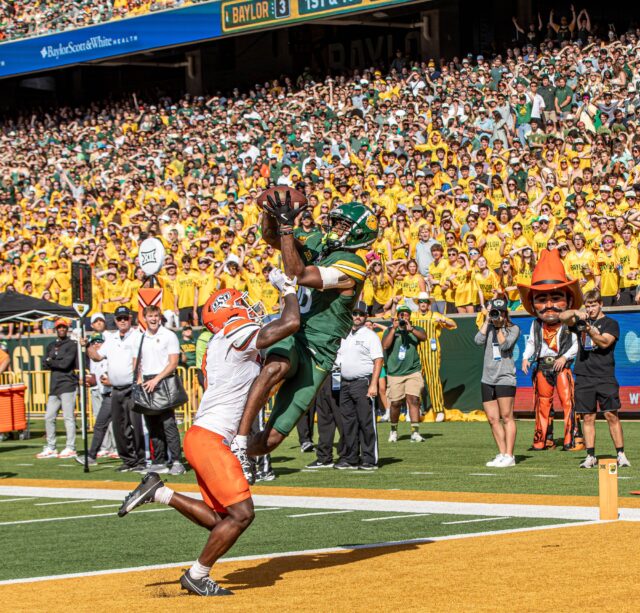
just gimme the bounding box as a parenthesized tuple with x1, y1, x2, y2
(297, 287, 313, 314)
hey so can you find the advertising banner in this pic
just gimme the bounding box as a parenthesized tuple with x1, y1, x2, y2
(0, 0, 421, 78)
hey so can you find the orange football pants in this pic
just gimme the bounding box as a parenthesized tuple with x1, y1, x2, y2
(183, 425, 251, 513)
(532, 368, 579, 450)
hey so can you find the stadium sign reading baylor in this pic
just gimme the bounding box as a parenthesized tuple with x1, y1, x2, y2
(222, 0, 416, 33)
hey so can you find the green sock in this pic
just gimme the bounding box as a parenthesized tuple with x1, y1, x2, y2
(390, 424, 398, 432)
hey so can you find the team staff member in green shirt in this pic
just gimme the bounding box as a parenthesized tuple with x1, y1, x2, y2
(382, 304, 427, 444)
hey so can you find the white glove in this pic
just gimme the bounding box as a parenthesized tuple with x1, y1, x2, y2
(269, 267, 297, 296)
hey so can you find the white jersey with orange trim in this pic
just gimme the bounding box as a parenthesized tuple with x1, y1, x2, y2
(193, 317, 261, 441)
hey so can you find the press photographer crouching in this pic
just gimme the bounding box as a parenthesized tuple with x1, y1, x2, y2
(133, 305, 187, 475)
(559, 290, 631, 469)
(474, 298, 521, 468)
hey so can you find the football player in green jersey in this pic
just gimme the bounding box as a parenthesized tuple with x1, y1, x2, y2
(234, 190, 378, 481)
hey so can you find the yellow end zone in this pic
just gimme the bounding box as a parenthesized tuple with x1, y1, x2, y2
(1, 522, 637, 612)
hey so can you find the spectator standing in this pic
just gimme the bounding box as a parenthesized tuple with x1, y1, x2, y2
(334, 302, 384, 470)
(306, 374, 344, 469)
(36, 318, 78, 459)
(76, 334, 117, 465)
(474, 298, 521, 468)
(85, 312, 116, 457)
(560, 290, 631, 468)
(180, 325, 197, 369)
(88, 306, 145, 472)
(382, 304, 428, 443)
(135, 305, 185, 475)
(411, 292, 457, 423)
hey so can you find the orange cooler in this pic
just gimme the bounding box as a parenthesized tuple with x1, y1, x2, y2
(0, 384, 27, 433)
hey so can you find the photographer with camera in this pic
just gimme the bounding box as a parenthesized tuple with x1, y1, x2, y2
(382, 304, 428, 443)
(474, 298, 521, 467)
(560, 289, 631, 469)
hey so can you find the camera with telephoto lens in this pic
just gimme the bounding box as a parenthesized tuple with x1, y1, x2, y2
(489, 309, 502, 320)
(575, 319, 589, 332)
(398, 319, 407, 328)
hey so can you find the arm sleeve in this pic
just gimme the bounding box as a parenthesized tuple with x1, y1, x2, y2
(522, 322, 536, 360)
(499, 325, 520, 351)
(166, 330, 180, 355)
(368, 331, 384, 361)
(474, 331, 487, 346)
(562, 332, 579, 361)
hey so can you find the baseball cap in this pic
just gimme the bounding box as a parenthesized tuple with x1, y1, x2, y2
(396, 304, 412, 314)
(352, 301, 368, 315)
(54, 318, 70, 329)
(114, 306, 131, 318)
(88, 333, 104, 345)
(0, 341, 8, 351)
(489, 298, 508, 313)
(90, 312, 105, 324)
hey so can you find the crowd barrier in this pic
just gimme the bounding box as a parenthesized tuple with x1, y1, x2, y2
(2, 305, 639, 423)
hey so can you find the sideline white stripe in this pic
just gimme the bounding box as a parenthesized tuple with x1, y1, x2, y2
(442, 517, 510, 525)
(34, 499, 95, 507)
(0, 520, 598, 586)
(2, 485, 640, 521)
(287, 510, 353, 518)
(0, 498, 37, 504)
(362, 513, 431, 522)
(0, 508, 171, 527)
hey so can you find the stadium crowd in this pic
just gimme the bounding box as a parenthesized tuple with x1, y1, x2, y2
(2, 8, 640, 335)
(0, 0, 207, 42)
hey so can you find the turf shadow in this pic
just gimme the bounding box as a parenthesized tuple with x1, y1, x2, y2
(0, 472, 17, 479)
(0, 445, 31, 453)
(514, 455, 533, 464)
(221, 542, 422, 590)
(377, 457, 403, 467)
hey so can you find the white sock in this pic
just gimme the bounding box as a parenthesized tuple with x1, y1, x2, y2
(189, 560, 211, 580)
(234, 434, 248, 450)
(153, 485, 174, 505)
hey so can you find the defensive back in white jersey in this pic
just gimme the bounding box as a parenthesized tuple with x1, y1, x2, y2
(193, 318, 262, 442)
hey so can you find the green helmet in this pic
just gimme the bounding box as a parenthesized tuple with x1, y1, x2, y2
(324, 203, 378, 252)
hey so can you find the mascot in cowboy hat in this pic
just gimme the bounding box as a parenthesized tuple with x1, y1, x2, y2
(518, 249, 585, 451)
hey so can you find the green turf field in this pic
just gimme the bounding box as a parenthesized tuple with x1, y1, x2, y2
(1, 420, 638, 497)
(0, 494, 582, 581)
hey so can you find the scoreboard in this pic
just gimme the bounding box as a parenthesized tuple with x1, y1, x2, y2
(222, 0, 419, 33)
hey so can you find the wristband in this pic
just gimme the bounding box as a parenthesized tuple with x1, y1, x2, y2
(282, 285, 297, 297)
(278, 226, 294, 236)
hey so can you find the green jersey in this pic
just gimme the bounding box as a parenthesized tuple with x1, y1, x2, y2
(295, 233, 367, 369)
(382, 326, 425, 376)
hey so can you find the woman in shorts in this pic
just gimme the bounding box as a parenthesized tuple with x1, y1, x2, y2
(474, 298, 521, 468)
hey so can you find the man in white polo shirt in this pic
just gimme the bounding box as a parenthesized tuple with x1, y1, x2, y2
(88, 306, 144, 472)
(135, 304, 185, 476)
(334, 301, 384, 470)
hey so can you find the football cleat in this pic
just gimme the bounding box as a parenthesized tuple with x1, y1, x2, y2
(118, 472, 163, 517)
(180, 571, 233, 596)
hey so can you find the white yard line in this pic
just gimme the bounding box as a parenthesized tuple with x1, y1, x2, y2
(34, 499, 95, 507)
(0, 498, 36, 504)
(533, 475, 559, 478)
(469, 473, 499, 477)
(0, 508, 171, 527)
(362, 513, 431, 522)
(410, 472, 434, 475)
(91, 504, 121, 509)
(287, 510, 353, 518)
(254, 507, 281, 512)
(442, 517, 511, 525)
(2, 485, 640, 521)
(16, 464, 33, 467)
(0, 520, 599, 586)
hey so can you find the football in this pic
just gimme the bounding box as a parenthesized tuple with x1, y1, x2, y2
(256, 186, 308, 211)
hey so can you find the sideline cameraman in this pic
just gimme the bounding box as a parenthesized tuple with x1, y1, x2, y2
(560, 289, 631, 469)
(474, 299, 521, 468)
(382, 304, 427, 443)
